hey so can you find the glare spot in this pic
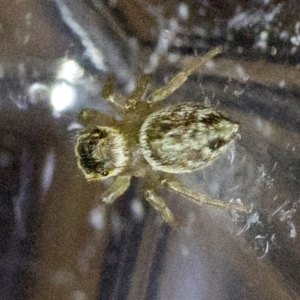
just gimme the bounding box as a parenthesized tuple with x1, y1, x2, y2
(23, 33, 30, 45)
(279, 30, 289, 40)
(25, 12, 32, 26)
(130, 198, 145, 221)
(255, 117, 271, 137)
(41, 150, 55, 197)
(290, 35, 300, 46)
(289, 221, 297, 239)
(290, 22, 300, 46)
(57, 59, 84, 83)
(68, 122, 83, 131)
(270, 46, 277, 55)
(89, 206, 105, 230)
(28, 83, 50, 104)
(255, 31, 269, 50)
(167, 53, 180, 64)
(278, 80, 285, 88)
(232, 89, 244, 97)
(50, 82, 76, 112)
(180, 244, 190, 256)
(177, 3, 189, 20)
(251, 235, 269, 259)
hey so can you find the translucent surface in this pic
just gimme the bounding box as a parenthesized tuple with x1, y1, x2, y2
(0, 1, 300, 300)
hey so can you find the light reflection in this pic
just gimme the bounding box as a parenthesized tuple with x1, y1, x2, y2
(28, 83, 50, 104)
(50, 82, 76, 112)
(50, 59, 85, 113)
(40, 150, 55, 200)
(89, 206, 105, 230)
(57, 59, 84, 83)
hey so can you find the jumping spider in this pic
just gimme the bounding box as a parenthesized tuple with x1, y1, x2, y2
(75, 47, 248, 223)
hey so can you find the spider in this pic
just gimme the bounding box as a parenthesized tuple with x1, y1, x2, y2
(75, 47, 248, 223)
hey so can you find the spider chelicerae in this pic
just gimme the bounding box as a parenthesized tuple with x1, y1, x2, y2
(75, 47, 248, 223)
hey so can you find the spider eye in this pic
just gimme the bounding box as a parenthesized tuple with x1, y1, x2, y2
(101, 170, 109, 176)
(91, 128, 106, 138)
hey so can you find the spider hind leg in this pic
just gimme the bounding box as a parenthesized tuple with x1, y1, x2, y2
(165, 180, 249, 213)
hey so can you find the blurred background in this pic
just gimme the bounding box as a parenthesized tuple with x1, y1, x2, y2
(0, 0, 300, 299)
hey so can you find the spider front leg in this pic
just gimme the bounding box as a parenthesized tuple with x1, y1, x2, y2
(78, 108, 116, 127)
(101, 74, 151, 111)
(128, 74, 151, 101)
(102, 175, 132, 204)
(144, 189, 175, 224)
(101, 74, 127, 111)
(147, 46, 222, 104)
(124, 74, 152, 111)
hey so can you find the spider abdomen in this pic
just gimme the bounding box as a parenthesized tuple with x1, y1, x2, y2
(139, 103, 239, 173)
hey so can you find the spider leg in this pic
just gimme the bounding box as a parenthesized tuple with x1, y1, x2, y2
(144, 189, 175, 224)
(101, 74, 127, 111)
(102, 175, 132, 204)
(165, 180, 250, 213)
(126, 74, 151, 105)
(147, 46, 222, 104)
(78, 108, 116, 127)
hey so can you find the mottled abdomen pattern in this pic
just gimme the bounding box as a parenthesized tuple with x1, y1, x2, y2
(139, 103, 239, 173)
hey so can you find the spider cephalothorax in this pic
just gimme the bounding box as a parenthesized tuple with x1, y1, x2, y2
(76, 126, 129, 180)
(75, 47, 248, 223)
